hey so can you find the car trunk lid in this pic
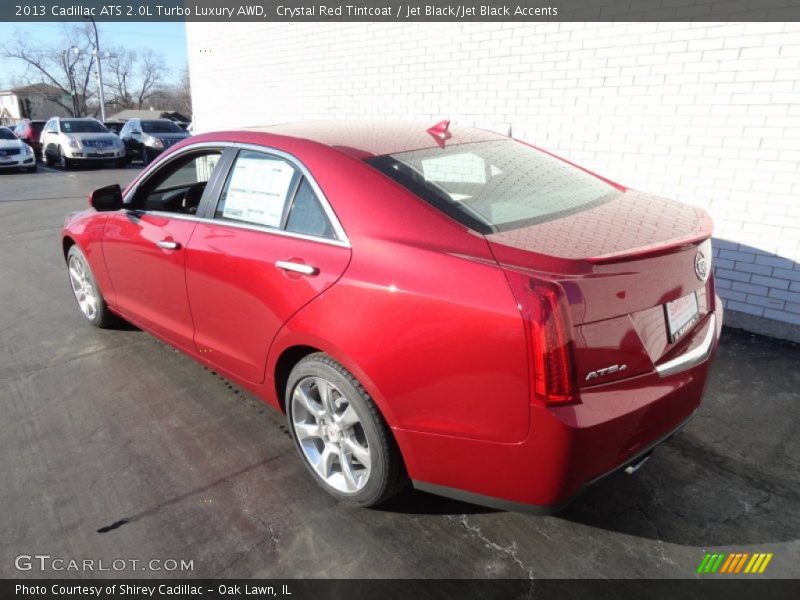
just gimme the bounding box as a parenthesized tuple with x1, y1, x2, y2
(486, 190, 714, 388)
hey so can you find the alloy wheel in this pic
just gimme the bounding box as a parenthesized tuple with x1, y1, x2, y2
(68, 255, 97, 320)
(291, 376, 372, 494)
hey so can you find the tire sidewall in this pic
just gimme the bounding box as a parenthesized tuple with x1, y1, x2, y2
(58, 147, 69, 170)
(67, 246, 105, 327)
(286, 357, 391, 507)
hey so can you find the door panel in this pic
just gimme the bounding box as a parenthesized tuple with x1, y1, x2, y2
(185, 224, 351, 383)
(102, 212, 198, 349)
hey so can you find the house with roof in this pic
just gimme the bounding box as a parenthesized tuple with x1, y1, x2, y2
(0, 83, 71, 126)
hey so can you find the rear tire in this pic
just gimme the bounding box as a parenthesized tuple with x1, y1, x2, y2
(286, 353, 408, 507)
(66, 245, 120, 329)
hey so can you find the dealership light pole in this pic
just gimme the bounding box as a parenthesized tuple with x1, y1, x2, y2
(72, 16, 107, 121)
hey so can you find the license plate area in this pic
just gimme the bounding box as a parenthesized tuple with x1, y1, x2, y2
(665, 292, 699, 343)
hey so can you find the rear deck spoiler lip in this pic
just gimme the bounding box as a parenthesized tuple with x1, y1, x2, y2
(587, 210, 713, 265)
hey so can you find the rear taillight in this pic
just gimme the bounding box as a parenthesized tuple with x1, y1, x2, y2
(531, 281, 575, 404)
(503, 271, 577, 405)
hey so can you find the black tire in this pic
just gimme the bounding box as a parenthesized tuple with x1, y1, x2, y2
(66, 245, 120, 329)
(286, 353, 408, 507)
(141, 146, 150, 165)
(44, 149, 54, 167)
(58, 147, 71, 170)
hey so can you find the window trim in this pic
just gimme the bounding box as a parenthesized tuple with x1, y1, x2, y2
(207, 143, 348, 245)
(213, 147, 304, 231)
(121, 140, 350, 248)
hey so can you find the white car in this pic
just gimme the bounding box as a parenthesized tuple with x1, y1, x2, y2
(40, 117, 126, 169)
(0, 126, 37, 173)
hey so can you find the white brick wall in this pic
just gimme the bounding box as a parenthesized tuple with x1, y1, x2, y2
(187, 22, 800, 337)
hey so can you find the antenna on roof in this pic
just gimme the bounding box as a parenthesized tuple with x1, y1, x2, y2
(426, 119, 452, 147)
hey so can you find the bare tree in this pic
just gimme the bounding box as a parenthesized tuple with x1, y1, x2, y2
(2, 25, 98, 117)
(136, 50, 167, 109)
(104, 47, 136, 110)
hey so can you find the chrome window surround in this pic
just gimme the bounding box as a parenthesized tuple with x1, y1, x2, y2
(121, 141, 350, 248)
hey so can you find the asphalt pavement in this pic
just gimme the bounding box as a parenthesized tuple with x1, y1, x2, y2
(1, 164, 798, 579)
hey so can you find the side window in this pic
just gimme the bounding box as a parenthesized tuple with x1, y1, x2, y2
(216, 150, 300, 229)
(285, 179, 335, 239)
(134, 150, 222, 214)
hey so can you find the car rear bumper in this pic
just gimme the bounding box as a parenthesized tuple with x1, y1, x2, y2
(400, 306, 723, 513)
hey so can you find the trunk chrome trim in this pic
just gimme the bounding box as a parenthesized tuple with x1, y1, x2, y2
(656, 314, 716, 377)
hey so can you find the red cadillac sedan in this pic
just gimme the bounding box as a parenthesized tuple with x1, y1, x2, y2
(61, 121, 722, 512)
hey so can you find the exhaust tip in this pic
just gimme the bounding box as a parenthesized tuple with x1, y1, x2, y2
(624, 452, 652, 475)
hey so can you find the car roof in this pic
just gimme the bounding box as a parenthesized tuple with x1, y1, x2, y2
(243, 120, 506, 158)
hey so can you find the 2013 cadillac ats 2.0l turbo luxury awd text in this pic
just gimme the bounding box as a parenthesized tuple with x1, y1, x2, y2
(61, 120, 722, 512)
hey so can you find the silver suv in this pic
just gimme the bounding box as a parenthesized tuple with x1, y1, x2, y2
(40, 117, 126, 169)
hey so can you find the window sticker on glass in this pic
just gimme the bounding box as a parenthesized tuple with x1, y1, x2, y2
(222, 154, 296, 228)
(421, 153, 486, 184)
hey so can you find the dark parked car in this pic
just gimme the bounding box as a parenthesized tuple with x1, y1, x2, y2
(13, 119, 45, 160)
(119, 118, 189, 165)
(61, 121, 722, 512)
(103, 121, 125, 135)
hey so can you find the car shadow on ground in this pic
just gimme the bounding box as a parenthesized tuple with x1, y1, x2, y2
(379, 328, 800, 548)
(558, 327, 800, 547)
(378, 488, 498, 515)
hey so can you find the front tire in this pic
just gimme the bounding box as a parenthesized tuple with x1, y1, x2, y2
(286, 353, 408, 507)
(141, 146, 150, 165)
(66, 245, 119, 328)
(58, 146, 71, 170)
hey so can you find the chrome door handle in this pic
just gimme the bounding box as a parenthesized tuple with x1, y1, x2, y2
(156, 240, 179, 250)
(275, 260, 318, 276)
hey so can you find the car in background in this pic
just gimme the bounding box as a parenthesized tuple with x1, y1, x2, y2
(0, 126, 37, 173)
(60, 121, 723, 512)
(103, 121, 125, 136)
(13, 119, 46, 160)
(119, 118, 190, 165)
(40, 117, 126, 169)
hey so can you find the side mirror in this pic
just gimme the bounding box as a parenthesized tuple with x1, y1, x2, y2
(89, 184, 123, 211)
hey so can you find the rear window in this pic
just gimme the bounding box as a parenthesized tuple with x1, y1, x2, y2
(367, 140, 621, 233)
